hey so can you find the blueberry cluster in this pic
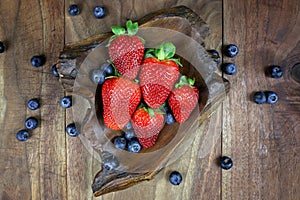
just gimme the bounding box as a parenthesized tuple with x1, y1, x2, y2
(222, 44, 239, 75)
(68, 4, 107, 19)
(16, 98, 40, 142)
(90, 63, 114, 85)
(113, 122, 142, 153)
(253, 91, 279, 105)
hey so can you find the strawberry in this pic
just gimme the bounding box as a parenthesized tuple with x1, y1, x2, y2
(168, 76, 199, 123)
(131, 107, 165, 148)
(108, 20, 144, 80)
(102, 77, 141, 130)
(140, 42, 181, 108)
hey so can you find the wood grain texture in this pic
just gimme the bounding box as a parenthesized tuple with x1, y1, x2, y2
(0, 0, 66, 199)
(222, 0, 300, 199)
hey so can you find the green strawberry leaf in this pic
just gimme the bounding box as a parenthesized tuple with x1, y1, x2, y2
(162, 42, 176, 59)
(175, 75, 195, 88)
(147, 108, 155, 117)
(112, 26, 125, 35)
(169, 58, 183, 67)
(155, 47, 165, 60)
(126, 20, 138, 36)
(144, 48, 155, 58)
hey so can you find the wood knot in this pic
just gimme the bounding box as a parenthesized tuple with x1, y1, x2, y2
(291, 63, 300, 84)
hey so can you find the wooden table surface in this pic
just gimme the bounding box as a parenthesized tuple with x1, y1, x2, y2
(0, 0, 299, 199)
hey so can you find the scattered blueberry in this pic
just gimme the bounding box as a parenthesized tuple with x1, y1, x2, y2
(220, 156, 233, 170)
(51, 64, 59, 77)
(128, 139, 142, 153)
(25, 117, 38, 130)
(265, 91, 279, 104)
(27, 98, 40, 110)
(31, 55, 45, 67)
(60, 96, 72, 108)
(91, 69, 106, 84)
(68, 4, 80, 16)
(66, 123, 79, 137)
(223, 44, 239, 58)
(269, 65, 283, 78)
(113, 136, 127, 150)
(100, 63, 114, 76)
(169, 171, 182, 186)
(0, 41, 6, 53)
(124, 130, 136, 140)
(93, 6, 106, 19)
(125, 121, 133, 130)
(222, 63, 237, 75)
(165, 112, 175, 124)
(16, 129, 30, 142)
(253, 91, 267, 104)
(207, 49, 220, 63)
(102, 151, 119, 170)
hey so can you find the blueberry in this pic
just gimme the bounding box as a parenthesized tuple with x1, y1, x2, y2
(51, 64, 59, 77)
(124, 130, 136, 140)
(169, 171, 182, 186)
(220, 156, 233, 170)
(207, 49, 220, 63)
(100, 63, 114, 76)
(60, 96, 72, 108)
(223, 44, 239, 58)
(27, 98, 40, 110)
(31, 55, 45, 67)
(0, 41, 6, 53)
(265, 91, 278, 104)
(16, 129, 30, 142)
(102, 151, 119, 170)
(91, 69, 106, 84)
(93, 6, 106, 19)
(269, 65, 283, 78)
(222, 63, 237, 75)
(113, 136, 127, 150)
(66, 123, 79, 137)
(128, 139, 142, 153)
(125, 121, 133, 130)
(253, 91, 267, 104)
(25, 117, 38, 130)
(68, 4, 80, 16)
(165, 112, 176, 125)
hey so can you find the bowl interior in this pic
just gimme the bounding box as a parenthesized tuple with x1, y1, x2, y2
(95, 54, 209, 153)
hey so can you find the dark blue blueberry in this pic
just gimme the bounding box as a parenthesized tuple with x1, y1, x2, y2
(253, 91, 267, 104)
(93, 6, 106, 19)
(265, 91, 278, 104)
(169, 171, 182, 186)
(165, 112, 176, 125)
(207, 49, 220, 63)
(25, 117, 38, 130)
(222, 63, 237, 75)
(51, 64, 59, 77)
(0, 41, 6, 53)
(60, 96, 72, 108)
(128, 139, 142, 153)
(31, 55, 45, 67)
(220, 156, 233, 170)
(125, 121, 133, 130)
(91, 69, 106, 84)
(66, 123, 79, 137)
(124, 130, 136, 140)
(27, 98, 40, 110)
(68, 4, 80, 16)
(16, 129, 30, 142)
(100, 63, 114, 76)
(270, 65, 283, 78)
(223, 44, 239, 58)
(113, 136, 127, 150)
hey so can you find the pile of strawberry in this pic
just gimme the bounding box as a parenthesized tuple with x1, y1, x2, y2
(101, 20, 199, 149)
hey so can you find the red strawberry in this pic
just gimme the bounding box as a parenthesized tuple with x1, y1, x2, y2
(102, 77, 141, 130)
(140, 42, 181, 108)
(108, 20, 144, 80)
(131, 107, 165, 148)
(168, 76, 199, 123)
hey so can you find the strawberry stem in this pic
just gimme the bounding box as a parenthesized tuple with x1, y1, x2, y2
(175, 75, 195, 88)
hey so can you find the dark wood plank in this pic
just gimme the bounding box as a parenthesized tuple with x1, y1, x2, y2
(0, 0, 66, 199)
(222, 0, 300, 199)
(64, 0, 222, 199)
